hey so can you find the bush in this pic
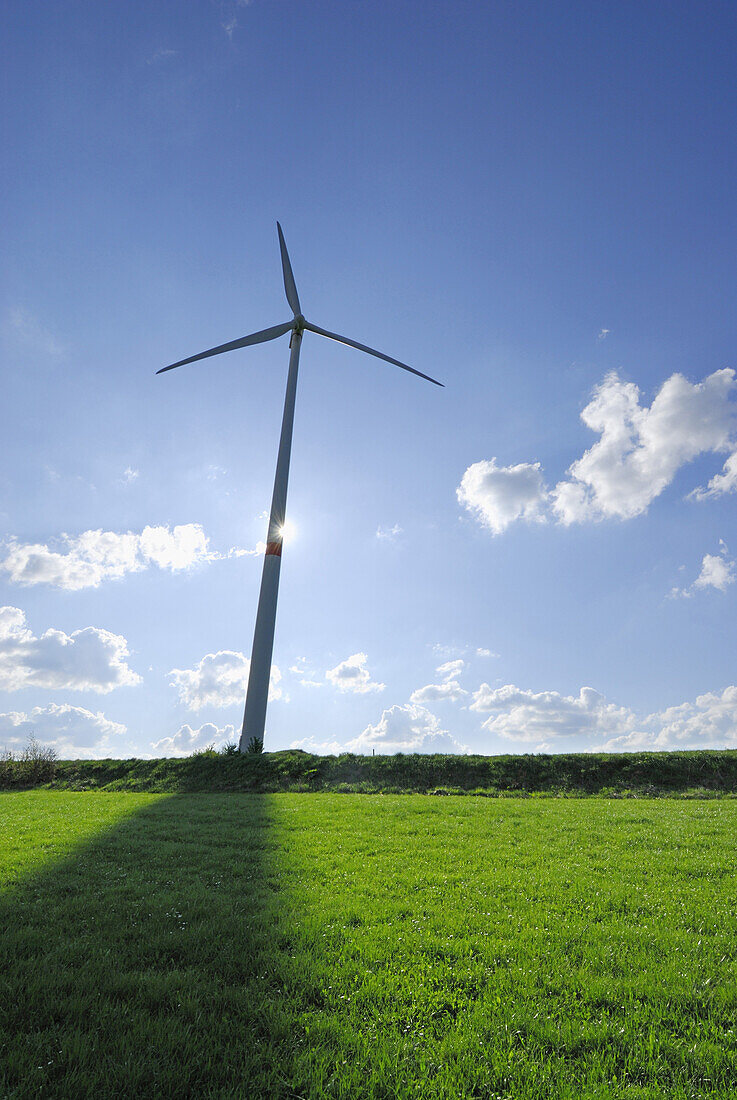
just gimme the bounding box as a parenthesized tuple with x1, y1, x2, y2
(220, 742, 239, 756)
(245, 736, 263, 755)
(0, 748, 14, 787)
(0, 736, 58, 788)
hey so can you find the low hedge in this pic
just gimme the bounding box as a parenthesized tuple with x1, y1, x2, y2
(3, 748, 737, 794)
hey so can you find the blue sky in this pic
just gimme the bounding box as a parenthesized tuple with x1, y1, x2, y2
(2, 1, 737, 757)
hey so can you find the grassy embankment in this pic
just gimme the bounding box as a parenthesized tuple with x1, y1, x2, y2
(3, 747, 737, 795)
(1, 791, 736, 1097)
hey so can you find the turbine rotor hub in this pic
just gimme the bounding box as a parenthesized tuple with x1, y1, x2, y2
(293, 314, 306, 331)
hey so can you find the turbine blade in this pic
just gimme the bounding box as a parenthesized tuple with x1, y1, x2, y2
(304, 322, 444, 387)
(276, 222, 301, 316)
(157, 321, 293, 374)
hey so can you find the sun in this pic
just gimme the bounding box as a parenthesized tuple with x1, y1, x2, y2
(278, 519, 297, 545)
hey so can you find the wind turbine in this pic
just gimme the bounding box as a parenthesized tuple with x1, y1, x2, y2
(158, 223, 443, 752)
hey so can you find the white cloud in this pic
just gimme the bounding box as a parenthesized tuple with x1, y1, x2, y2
(0, 704, 126, 758)
(670, 543, 736, 598)
(597, 328, 610, 341)
(457, 458, 548, 534)
(168, 650, 283, 711)
(461, 369, 737, 535)
(0, 606, 140, 694)
(376, 524, 402, 541)
(118, 467, 139, 485)
(325, 653, 384, 695)
(290, 736, 345, 755)
(346, 703, 469, 754)
(690, 451, 737, 501)
(436, 659, 465, 680)
(409, 680, 467, 704)
(600, 686, 737, 752)
(552, 369, 737, 524)
(149, 667, 737, 758)
(470, 682, 636, 744)
(0, 523, 258, 590)
(476, 648, 498, 658)
(410, 659, 468, 704)
(151, 723, 236, 757)
(695, 551, 735, 592)
(469, 679, 737, 753)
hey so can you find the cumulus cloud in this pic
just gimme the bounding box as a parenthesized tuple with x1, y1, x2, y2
(0, 524, 258, 590)
(457, 458, 548, 534)
(346, 703, 468, 754)
(325, 653, 384, 695)
(552, 369, 737, 524)
(469, 679, 737, 753)
(295, 678, 737, 756)
(600, 686, 737, 752)
(409, 658, 468, 704)
(0, 607, 140, 694)
(460, 369, 737, 534)
(0, 704, 126, 758)
(410, 680, 467, 704)
(470, 682, 634, 744)
(670, 542, 736, 598)
(168, 651, 283, 711)
(151, 723, 236, 757)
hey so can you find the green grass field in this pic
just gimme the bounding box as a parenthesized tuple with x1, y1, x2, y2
(1, 793, 736, 1098)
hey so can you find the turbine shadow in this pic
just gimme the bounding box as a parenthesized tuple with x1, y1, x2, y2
(0, 793, 311, 1098)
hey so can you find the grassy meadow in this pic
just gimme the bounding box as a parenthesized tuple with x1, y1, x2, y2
(1, 792, 736, 1098)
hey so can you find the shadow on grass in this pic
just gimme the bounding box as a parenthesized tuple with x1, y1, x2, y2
(0, 794, 312, 1099)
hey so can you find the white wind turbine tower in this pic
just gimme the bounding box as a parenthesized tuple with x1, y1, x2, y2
(158, 223, 443, 752)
